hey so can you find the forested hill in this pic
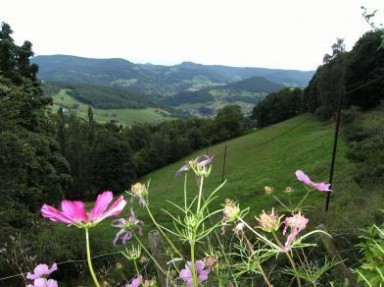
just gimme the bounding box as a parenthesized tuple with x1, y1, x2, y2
(32, 55, 314, 98)
(165, 76, 284, 107)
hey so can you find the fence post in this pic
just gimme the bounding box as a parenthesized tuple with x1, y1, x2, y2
(148, 229, 168, 287)
(317, 224, 356, 286)
(221, 144, 227, 183)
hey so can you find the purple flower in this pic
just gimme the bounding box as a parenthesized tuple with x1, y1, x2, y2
(179, 260, 210, 287)
(176, 154, 213, 177)
(111, 209, 143, 245)
(26, 263, 58, 280)
(125, 276, 141, 287)
(27, 278, 58, 287)
(295, 170, 331, 192)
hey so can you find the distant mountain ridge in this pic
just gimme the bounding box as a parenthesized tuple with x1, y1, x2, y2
(33, 54, 314, 117)
(33, 55, 314, 97)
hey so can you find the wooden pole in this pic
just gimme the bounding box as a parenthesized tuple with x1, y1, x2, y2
(317, 224, 356, 286)
(148, 229, 167, 287)
(325, 87, 343, 212)
(221, 144, 227, 183)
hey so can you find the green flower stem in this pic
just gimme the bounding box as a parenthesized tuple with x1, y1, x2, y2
(271, 232, 301, 287)
(238, 218, 281, 250)
(190, 241, 199, 287)
(296, 189, 311, 210)
(286, 251, 302, 287)
(145, 204, 184, 259)
(196, 176, 204, 214)
(242, 235, 273, 287)
(85, 228, 101, 287)
(133, 259, 144, 287)
(133, 233, 167, 275)
(184, 173, 188, 211)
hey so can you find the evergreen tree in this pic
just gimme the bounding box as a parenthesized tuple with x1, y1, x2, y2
(0, 21, 70, 219)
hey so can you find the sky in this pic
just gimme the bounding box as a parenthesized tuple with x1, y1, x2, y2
(1, 0, 384, 71)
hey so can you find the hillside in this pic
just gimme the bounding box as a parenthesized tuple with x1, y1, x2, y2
(165, 76, 285, 115)
(33, 55, 313, 98)
(51, 89, 175, 125)
(136, 115, 347, 224)
(33, 55, 314, 118)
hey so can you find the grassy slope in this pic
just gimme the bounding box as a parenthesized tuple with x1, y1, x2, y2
(140, 114, 349, 225)
(51, 89, 174, 125)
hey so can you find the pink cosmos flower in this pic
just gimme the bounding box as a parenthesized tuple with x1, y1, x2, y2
(295, 170, 331, 192)
(27, 278, 58, 287)
(26, 263, 58, 280)
(179, 260, 211, 287)
(41, 191, 126, 228)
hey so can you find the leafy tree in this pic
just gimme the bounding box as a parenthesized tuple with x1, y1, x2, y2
(91, 128, 136, 192)
(213, 105, 244, 141)
(0, 23, 71, 275)
(345, 30, 384, 109)
(252, 88, 304, 127)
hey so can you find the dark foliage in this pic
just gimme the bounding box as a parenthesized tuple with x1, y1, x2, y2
(251, 87, 304, 128)
(164, 89, 215, 105)
(303, 31, 384, 120)
(345, 31, 384, 109)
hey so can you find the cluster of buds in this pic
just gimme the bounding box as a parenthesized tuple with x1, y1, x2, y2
(221, 198, 240, 234)
(123, 245, 142, 261)
(130, 182, 149, 207)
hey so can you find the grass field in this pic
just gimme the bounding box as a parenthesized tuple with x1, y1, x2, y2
(51, 89, 174, 125)
(139, 114, 349, 224)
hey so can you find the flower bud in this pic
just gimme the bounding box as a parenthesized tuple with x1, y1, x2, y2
(255, 208, 281, 232)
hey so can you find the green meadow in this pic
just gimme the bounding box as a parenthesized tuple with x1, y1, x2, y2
(51, 89, 174, 125)
(140, 114, 348, 223)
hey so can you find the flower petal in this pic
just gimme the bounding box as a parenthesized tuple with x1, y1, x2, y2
(61, 200, 88, 223)
(32, 278, 58, 287)
(26, 263, 57, 280)
(295, 170, 312, 185)
(113, 229, 126, 246)
(198, 269, 210, 282)
(41, 204, 74, 224)
(93, 195, 126, 223)
(195, 260, 205, 273)
(312, 182, 331, 192)
(175, 164, 189, 177)
(196, 155, 213, 167)
(89, 191, 113, 221)
(179, 267, 192, 282)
